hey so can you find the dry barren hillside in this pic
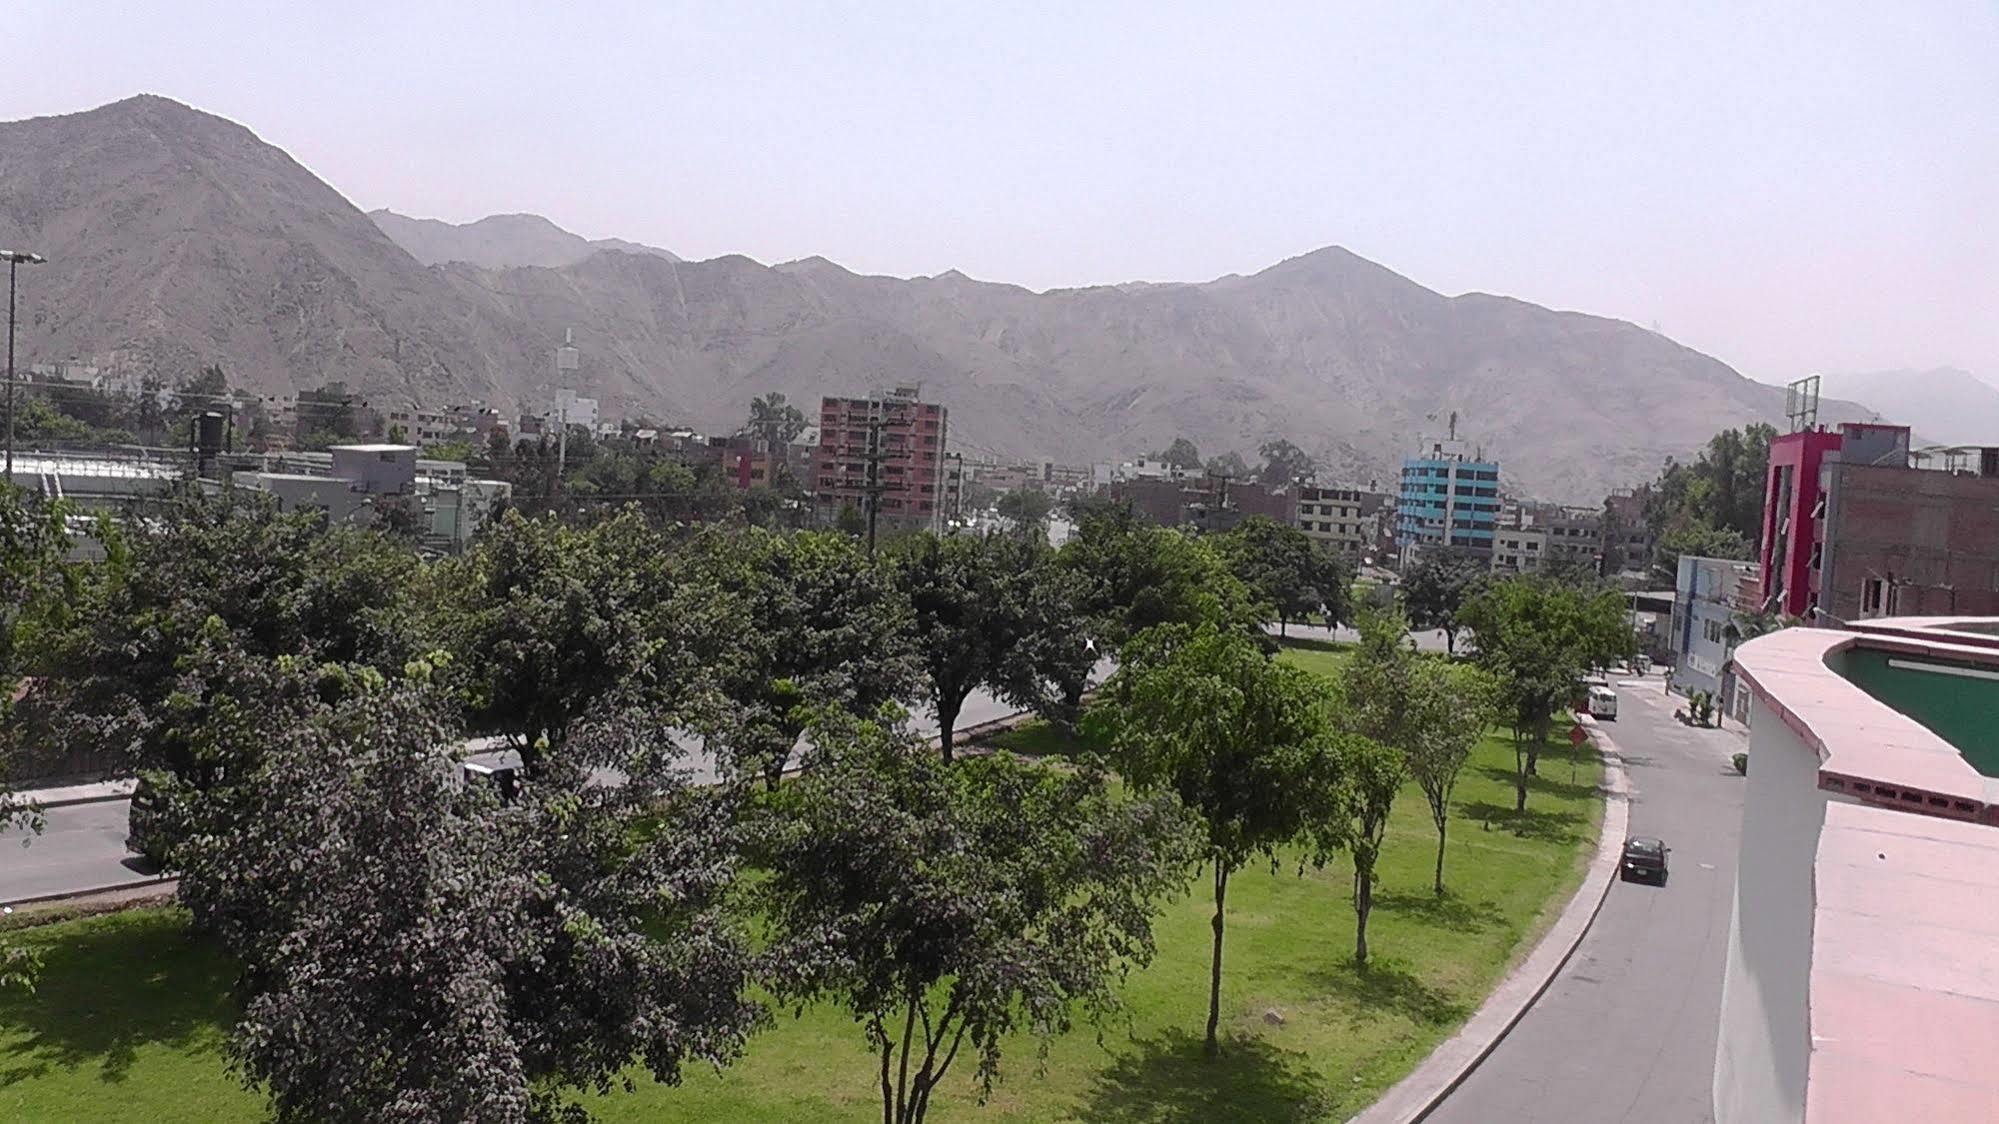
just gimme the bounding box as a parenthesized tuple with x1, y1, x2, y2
(0, 95, 1874, 500)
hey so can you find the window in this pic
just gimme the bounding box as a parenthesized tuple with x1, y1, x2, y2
(1862, 578, 1885, 615)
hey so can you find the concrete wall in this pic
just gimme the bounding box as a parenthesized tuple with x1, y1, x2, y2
(1714, 694, 1830, 1124)
(1822, 462, 1999, 623)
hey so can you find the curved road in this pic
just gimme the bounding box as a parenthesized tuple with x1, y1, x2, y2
(0, 677, 1086, 904)
(1427, 671, 1746, 1124)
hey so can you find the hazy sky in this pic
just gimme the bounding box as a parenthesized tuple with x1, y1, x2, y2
(10, 2, 1998, 384)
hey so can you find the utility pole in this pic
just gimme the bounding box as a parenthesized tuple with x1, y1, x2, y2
(3, 250, 48, 479)
(863, 403, 886, 555)
(855, 392, 911, 552)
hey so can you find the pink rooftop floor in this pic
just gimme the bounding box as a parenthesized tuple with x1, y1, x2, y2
(1734, 622, 1999, 1122)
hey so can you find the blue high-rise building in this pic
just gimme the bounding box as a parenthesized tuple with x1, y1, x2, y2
(1395, 439, 1500, 560)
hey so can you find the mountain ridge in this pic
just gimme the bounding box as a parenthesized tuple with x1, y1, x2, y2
(0, 94, 1881, 501)
(1808, 368, 1999, 449)
(368, 209, 681, 270)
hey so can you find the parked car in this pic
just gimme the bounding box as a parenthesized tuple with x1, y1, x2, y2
(1587, 684, 1619, 720)
(1620, 836, 1669, 884)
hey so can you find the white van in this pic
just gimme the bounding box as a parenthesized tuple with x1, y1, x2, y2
(1587, 685, 1619, 720)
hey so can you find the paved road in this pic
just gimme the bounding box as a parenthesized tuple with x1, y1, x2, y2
(0, 799, 161, 904)
(1268, 621, 1456, 653)
(0, 675, 1087, 904)
(1428, 671, 1746, 1124)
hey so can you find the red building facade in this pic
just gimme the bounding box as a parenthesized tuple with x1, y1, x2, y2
(814, 390, 949, 532)
(1758, 428, 1844, 619)
(1748, 422, 1999, 624)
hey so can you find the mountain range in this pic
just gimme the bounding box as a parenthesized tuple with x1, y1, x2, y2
(0, 94, 1883, 501)
(367, 209, 680, 270)
(1809, 368, 1999, 449)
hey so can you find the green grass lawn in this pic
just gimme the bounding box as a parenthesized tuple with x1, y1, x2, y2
(1270, 639, 1350, 680)
(0, 669, 1601, 1123)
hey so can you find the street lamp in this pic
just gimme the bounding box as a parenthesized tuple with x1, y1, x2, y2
(3, 250, 48, 480)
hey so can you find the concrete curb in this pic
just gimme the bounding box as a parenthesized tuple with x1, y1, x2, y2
(1349, 715, 1632, 1124)
(33, 789, 135, 811)
(16, 779, 137, 810)
(2, 875, 177, 912)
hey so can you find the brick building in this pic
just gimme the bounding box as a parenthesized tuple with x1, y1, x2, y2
(1110, 475, 1294, 533)
(1755, 422, 1999, 623)
(813, 389, 949, 532)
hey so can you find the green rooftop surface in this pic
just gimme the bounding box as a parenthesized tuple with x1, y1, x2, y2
(1832, 646, 1999, 778)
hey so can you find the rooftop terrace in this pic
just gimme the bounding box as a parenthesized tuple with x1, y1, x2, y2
(1730, 618, 1999, 1122)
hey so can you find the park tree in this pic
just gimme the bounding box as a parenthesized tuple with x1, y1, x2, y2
(1336, 737, 1403, 965)
(1085, 624, 1347, 1056)
(1215, 516, 1351, 634)
(1061, 503, 1262, 651)
(1151, 437, 1202, 470)
(1255, 438, 1316, 486)
(1329, 605, 1421, 962)
(0, 486, 71, 736)
(1460, 576, 1631, 810)
(994, 486, 1053, 530)
(1399, 547, 1488, 654)
(691, 526, 918, 785)
(0, 486, 72, 992)
(177, 675, 758, 1123)
(757, 712, 1198, 1124)
(890, 532, 1090, 757)
(1405, 659, 1503, 893)
(440, 508, 721, 775)
(31, 492, 427, 801)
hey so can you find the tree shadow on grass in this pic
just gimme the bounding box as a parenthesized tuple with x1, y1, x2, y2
(0, 909, 234, 1085)
(978, 720, 1102, 762)
(1474, 765, 1597, 804)
(1306, 957, 1469, 1030)
(1075, 1028, 1335, 1124)
(1454, 801, 1588, 846)
(1371, 889, 1505, 935)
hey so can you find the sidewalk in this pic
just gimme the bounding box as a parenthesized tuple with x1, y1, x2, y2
(12, 776, 135, 810)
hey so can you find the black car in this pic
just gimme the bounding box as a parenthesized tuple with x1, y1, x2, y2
(1620, 836, 1669, 884)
